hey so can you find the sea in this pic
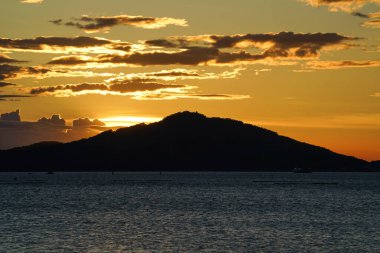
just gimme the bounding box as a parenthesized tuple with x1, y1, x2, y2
(0, 172, 379, 252)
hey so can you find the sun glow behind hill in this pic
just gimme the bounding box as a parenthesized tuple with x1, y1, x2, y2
(100, 116, 162, 127)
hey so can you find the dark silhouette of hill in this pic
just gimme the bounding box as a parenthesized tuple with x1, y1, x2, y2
(0, 111, 376, 172)
(371, 161, 380, 169)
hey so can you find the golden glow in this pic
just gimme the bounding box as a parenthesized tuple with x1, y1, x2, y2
(100, 116, 162, 127)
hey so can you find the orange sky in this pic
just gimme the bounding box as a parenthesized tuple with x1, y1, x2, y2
(0, 0, 379, 161)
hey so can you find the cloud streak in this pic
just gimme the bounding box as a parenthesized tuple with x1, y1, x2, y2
(0, 54, 26, 64)
(29, 74, 249, 100)
(115, 68, 244, 81)
(0, 82, 16, 87)
(0, 94, 32, 101)
(307, 60, 380, 69)
(51, 14, 188, 33)
(0, 36, 131, 54)
(0, 64, 50, 81)
(362, 19, 380, 28)
(301, 0, 380, 12)
(21, 0, 43, 3)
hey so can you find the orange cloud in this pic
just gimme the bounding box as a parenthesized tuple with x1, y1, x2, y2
(301, 0, 380, 12)
(307, 60, 380, 69)
(362, 19, 380, 28)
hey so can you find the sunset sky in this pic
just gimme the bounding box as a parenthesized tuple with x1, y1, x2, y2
(0, 0, 379, 161)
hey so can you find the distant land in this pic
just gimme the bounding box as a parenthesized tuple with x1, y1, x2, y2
(0, 111, 377, 172)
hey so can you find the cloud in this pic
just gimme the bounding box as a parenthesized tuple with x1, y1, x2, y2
(301, 0, 380, 13)
(351, 10, 380, 28)
(0, 64, 50, 81)
(352, 12, 370, 18)
(116, 68, 244, 81)
(0, 36, 131, 54)
(368, 11, 380, 18)
(47, 48, 252, 66)
(48, 32, 356, 67)
(0, 110, 107, 150)
(0, 54, 25, 64)
(362, 19, 380, 28)
(73, 118, 105, 128)
(0, 63, 113, 81)
(30, 80, 188, 96)
(30, 83, 108, 95)
(136, 93, 250, 100)
(1, 109, 21, 121)
(38, 114, 66, 126)
(307, 60, 380, 69)
(28, 74, 249, 100)
(147, 32, 356, 55)
(51, 14, 188, 33)
(147, 32, 354, 48)
(47, 55, 95, 65)
(0, 94, 32, 101)
(21, 0, 43, 3)
(0, 82, 16, 87)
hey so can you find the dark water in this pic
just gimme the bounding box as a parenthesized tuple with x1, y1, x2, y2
(0, 172, 379, 252)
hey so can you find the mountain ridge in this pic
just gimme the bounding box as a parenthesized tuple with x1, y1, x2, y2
(0, 111, 376, 172)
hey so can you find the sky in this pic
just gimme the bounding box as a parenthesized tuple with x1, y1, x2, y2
(0, 0, 379, 161)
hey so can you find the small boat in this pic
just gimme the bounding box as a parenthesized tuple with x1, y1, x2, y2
(47, 171, 54, 175)
(293, 167, 312, 173)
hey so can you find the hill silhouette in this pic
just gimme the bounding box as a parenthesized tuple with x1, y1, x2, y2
(0, 111, 376, 172)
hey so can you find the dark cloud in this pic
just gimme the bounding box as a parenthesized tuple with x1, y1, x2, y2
(30, 83, 108, 95)
(0, 64, 51, 81)
(30, 79, 185, 95)
(38, 115, 66, 126)
(307, 60, 380, 69)
(48, 47, 263, 66)
(51, 15, 188, 33)
(100, 47, 223, 66)
(0, 54, 26, 63)
(73, 118, 105, 128)
(352, 12, 370, 18)
(0, 36, 131, 53)
(0, 82, 16, 87)
(146, 32, 357, 58)
(49, 19, 62, 25)
(0, 110, 107, 150)
(0, 95, 31, 99)
(49, 32, 356, 67)
(211, 32, 355, 50)
(1, 109, 21, 121)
